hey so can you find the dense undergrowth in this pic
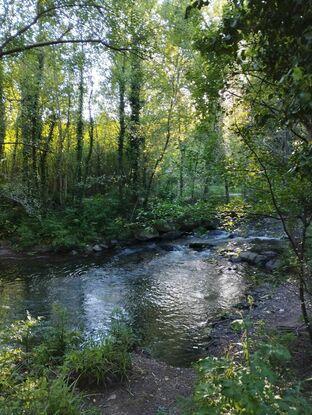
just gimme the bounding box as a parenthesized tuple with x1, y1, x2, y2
(0, 194, 228, 250)
(0, 306, 134, 414)
(1, 303, 311, 415)
(185, 317, 312, 415)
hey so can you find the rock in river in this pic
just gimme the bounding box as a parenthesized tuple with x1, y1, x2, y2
(135, 228, 160, 241)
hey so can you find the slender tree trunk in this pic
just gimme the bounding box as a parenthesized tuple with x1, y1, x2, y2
(40, 116, 56, 209)
(11, 122, 19, 175)
(84, 89, 94, 195)
(202, 163, 210, 200)
(76, 60, 84, 203)
(239, 126, 312, 343)
(20, 47, 44, 194)
(31, 49, 44, 192)
(144, 97, 175, 206)
(118, 56, 126, 199)
(0, 57, 5, 159)
(58, 92, 71, 206)
(299, 271, 312, 343)
(128, 49, 142, 202)
(191, 158, 198, 200)
(224, 176, 230, 203)
(179, 140, 185, 199)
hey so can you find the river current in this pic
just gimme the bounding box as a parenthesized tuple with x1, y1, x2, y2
(0, 231, 249, 366)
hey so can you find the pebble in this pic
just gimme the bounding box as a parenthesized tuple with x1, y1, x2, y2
(107, 394, 117, 401)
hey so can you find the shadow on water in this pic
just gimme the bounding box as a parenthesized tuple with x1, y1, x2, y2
(0, 235, 248, 366)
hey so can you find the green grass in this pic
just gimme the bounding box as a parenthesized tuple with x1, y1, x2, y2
(0, 306, 134, 414)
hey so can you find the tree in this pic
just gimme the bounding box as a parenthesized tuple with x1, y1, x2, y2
(190, 0, 312, 341)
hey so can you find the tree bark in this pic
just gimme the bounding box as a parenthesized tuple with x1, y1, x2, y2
(128, 49, 142, 201)
(0, 57, 5, 159)
(118, 55, 126, 199)
(76, 58, 84, 203)
(84, 88, 94, 195)
(40, 116, 56, 208)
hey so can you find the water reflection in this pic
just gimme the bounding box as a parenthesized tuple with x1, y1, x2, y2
(0, 241, 246, 366)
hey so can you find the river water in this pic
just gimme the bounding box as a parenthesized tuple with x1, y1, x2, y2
(0, 231, 250, 366)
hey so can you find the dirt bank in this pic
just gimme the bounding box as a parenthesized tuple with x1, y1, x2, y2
(84, 352, 196, 415)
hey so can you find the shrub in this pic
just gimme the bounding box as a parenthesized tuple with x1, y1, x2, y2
(134, 199, 218, 232)
(63, 336, 131, 386)
(33, 305, 82, 367)
(188, 319, 311, 414)
(0, 307, 133, 413)
(0, 376, 97, 415)
(63, 309, 134, 386)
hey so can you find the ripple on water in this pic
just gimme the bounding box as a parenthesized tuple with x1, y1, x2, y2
(0, 238, 247, 366)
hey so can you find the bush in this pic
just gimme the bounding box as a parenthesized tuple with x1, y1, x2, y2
(188, 319, 311, 414)
(134, 199, 218, 232)
(33, 305, 82, 367)
(12, 194, 132, 249)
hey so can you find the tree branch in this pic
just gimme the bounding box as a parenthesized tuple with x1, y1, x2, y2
(0, 38, 129, 58)
(0, 2, 111, 50)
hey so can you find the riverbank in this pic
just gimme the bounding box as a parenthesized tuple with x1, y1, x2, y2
(84, 352, 196, 415)
(82, 278, 311, 415)
(1, 223, 311, 413)
(0, 198, 219, 255)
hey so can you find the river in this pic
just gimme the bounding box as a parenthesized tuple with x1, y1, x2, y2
(0, 231, 252, 366)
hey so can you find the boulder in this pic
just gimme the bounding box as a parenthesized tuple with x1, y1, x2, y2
(154, 221, 177, 233)
(109, 239, 120, 247)
(160, 230, 183, 241)
(84, 244, 93, 254)
(239, 251, 267, 266)
(262, 250, 278, 259)
(189, 241, 214, 251)
(265, 258, 283, 272)
(92, 244, 102, 252)
(135, 228, 160, 241)
(248, 237, 287, 254)
(159, 244, 178, 252)
(238, 251, 258, 263)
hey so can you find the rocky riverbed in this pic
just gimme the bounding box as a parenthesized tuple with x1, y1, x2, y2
(1, 223, 311, 414)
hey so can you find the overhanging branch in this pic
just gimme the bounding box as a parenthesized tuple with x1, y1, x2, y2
(0, 38, 129, 58)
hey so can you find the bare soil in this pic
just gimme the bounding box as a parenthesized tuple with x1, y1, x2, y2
(84, 352, 196, 415)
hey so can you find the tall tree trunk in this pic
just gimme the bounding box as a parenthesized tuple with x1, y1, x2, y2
(191, 158, 198, 200)
(224, 176, 230, 203)
(118, 56, 126, 199)
(179, 141, 185, 199)
(31, 49, 44, 192)
(128, 49, 142, 202)
(40, 116, 56, 209)
(202, 159, 210, 200)
(20, 49, 44, 193)
(144, 96, 175, 206)
(0, 58, 5, 160)
(58, 91, 71, 206)
(84, 88, 94, 195)
(76, 59, 84, 203)
(11, 122, 19, 175)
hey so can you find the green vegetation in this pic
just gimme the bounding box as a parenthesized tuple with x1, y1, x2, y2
(0, 307, 134, 414)
(186, 318, 311, 414)
(0, 0, 311, 413)
(0, 196, 222, 249)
